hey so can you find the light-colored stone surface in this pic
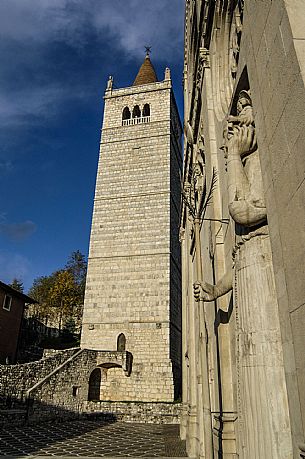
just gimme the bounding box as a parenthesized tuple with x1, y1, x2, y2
(182, 0, 305, 457)
(84, 400, 182, 424)
(81, 75, 182, 402)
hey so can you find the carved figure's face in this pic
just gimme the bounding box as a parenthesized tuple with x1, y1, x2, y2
(194, 164, 201, 177)
(237, 96, 250, 114)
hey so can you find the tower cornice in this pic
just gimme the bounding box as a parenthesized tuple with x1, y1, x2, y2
(104, 80, 172, 100)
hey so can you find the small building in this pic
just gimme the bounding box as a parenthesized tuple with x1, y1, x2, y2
(0, 281, 36, 364)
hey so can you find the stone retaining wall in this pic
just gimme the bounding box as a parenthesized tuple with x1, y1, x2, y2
(0, 348, 79, 400)
(0, 348, 134, 425)
(84, 401, 182, 424)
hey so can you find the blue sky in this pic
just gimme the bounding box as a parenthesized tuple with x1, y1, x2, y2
(0, 0, 185, 292)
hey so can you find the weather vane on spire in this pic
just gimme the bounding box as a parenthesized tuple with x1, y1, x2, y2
(145, 46, 152, 56)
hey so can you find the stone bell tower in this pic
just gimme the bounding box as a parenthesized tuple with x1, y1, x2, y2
(81, 52, 182, 402)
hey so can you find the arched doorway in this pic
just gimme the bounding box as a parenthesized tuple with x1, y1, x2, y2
(88, 368, 101, 401)
(117, 333, 126, 351)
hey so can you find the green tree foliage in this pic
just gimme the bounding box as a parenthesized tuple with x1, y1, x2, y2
(9, 278, 24, 293)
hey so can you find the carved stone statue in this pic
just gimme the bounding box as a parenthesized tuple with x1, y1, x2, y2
(106, 75, 113, 91)
(194, 90, 292, 458)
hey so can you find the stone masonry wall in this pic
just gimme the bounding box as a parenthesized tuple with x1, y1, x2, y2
(237, 1, 305, 453)
(84, 401, 182, 424)
(0, 347, 180, 425)
(0, 348, 78, 400)
(81, 78, 182, 402)
(0, 349, 133, 424)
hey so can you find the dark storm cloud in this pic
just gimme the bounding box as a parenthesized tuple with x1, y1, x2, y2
(0, 0, 184, 131)
(0, 220, 37, 242)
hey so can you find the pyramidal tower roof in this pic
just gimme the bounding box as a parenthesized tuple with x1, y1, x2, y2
(133, 50, 158, 86)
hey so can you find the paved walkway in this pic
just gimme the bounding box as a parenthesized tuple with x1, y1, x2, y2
(0, 420, 187, 457)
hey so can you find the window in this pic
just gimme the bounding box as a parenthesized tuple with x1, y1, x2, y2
(72, 386, 79, 397)
(122, 106, 131, 121)
(117, 333, 126, 351)
(122, 104, 151, 126)
(3, 294, 12, 311)
(132, 105, 141, 118)
(142, 104, 150, 117)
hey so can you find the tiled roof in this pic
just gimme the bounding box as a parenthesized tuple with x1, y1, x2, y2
(133, 55, 158, 86)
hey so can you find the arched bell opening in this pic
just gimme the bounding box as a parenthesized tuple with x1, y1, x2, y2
(142, 103, 150, 117)
(132, 105, 141, 118)
(122, 106, 131, 120)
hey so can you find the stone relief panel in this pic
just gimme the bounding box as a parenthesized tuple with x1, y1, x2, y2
(210, 0, 245, 120)
(194, 83, 293, 458)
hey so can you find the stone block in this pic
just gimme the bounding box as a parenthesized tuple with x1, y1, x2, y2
(284, 0, 305, 39)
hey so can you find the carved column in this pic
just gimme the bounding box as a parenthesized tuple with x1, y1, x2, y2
(179, 227, 188, 441)
(194, 217, 214, 458)
(224, 90, 293, 458)
(234, 234, 292, 458)
(186, 219, 200, 457)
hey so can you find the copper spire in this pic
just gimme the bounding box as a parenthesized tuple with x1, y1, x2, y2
(133, 48, 158, 86)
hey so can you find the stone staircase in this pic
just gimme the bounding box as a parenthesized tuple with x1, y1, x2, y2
(0, 396, 28, 427)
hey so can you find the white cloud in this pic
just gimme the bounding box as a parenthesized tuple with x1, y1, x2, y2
(0, 0, 184, 135)
(0, 0, 184, 57)
(90, 0, 184, 59)
(0, 84, 88, 128)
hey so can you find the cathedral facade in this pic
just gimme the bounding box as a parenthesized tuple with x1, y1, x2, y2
(81, 54, 183, 402)
(181, 1, 305, 458)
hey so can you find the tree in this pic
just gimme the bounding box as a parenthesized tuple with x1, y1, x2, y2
(65, 250, 87, 287)
(65, 251, 87, 322)
(49, 270, 80, 331)
(27, 250, 87, 333)
(9, 278, 24, 293)
(28, 275, 56, 323)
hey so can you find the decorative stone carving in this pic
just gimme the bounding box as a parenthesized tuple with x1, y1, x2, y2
(211, 0, 245, 118)
(179, 227, 185, 243)
(194, 89, 292, 458)
(225, 90, 266, 227)
(164, 67, 171, 81)
(229, 2, 244, 79)
(106, 75, 113, 91)
(196, 48, 210, 92)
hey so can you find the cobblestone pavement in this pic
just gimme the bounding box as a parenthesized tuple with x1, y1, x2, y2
(0, 420, 187, 457)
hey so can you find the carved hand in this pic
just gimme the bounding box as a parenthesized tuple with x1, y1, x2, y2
(193, 281, 217, 302)
(227, 108, 254, 127)
(228, 125, 257, 158)
(194, 271, 233, 303)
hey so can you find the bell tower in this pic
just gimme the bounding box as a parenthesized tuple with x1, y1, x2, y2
(81, 52, 182, 402)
